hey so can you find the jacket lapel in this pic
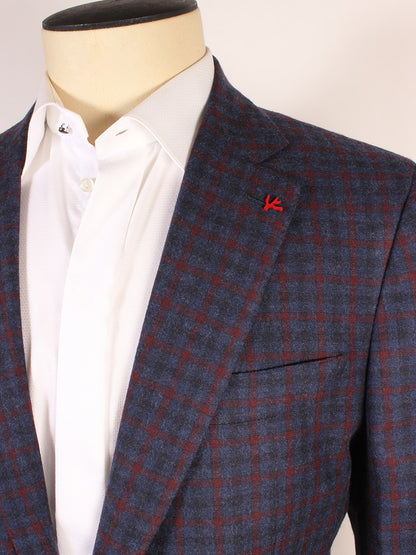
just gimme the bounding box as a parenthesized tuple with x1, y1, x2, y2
(0, 111, 58, 552)
(94, 59, 302, 554)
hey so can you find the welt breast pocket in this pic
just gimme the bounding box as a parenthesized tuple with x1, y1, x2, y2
(211, 353, 349, 426)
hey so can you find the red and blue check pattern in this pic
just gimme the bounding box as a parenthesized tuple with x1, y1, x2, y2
(0, 57, 415, 554)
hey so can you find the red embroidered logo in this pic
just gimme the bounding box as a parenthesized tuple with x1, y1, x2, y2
(263, 195, 283, 212)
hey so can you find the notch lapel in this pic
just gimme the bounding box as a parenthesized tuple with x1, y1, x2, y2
(0, 111, 58, 552)
(94, 59, 302, 554)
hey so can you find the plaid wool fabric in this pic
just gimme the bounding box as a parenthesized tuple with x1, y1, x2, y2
(0, 58, 415, 554)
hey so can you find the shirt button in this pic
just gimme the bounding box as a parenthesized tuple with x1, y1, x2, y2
(58, 123, 71, 134)
(80, 178, 95, 193)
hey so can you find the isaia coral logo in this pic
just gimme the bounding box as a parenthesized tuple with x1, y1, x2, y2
(263, 195, 283, 212)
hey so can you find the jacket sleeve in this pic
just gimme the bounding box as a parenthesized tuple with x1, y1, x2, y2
(348, 167, 416, 553)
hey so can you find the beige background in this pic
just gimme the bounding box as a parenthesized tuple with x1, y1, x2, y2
(1, 1, 415, 553)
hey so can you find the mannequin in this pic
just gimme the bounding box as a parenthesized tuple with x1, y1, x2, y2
(41, 0, 206, 143)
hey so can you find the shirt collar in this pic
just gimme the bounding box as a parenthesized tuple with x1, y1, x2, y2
(125, 48, 214, 169)
(22, 48, 214, 177)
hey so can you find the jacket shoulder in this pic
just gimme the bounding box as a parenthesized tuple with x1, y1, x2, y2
(0, 106, 34, 152)
(262, 107, 415, 176)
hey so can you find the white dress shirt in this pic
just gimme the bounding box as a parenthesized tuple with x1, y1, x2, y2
(19, 49, 214, 555)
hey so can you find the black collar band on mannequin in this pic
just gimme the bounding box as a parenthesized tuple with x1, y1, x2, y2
(42, 0, 198, 32)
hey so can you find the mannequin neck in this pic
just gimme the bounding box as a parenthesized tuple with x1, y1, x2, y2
(41, 8, 206, 143)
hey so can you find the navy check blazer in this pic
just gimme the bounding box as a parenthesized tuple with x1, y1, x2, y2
(0, 57, 415, 554)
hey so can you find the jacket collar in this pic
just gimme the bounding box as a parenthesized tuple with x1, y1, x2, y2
(0, 56, 299, 554)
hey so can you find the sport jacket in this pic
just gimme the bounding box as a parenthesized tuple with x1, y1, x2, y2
(0, 58, 415, 554)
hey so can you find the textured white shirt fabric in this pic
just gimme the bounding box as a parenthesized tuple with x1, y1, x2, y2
(19, 49, 214, 555)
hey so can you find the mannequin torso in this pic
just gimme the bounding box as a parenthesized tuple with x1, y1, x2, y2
(41, 0, 206, 143)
